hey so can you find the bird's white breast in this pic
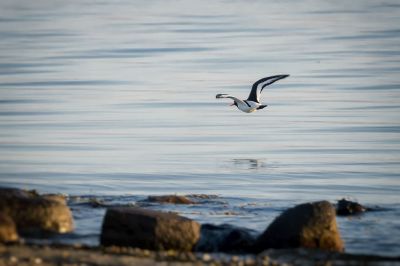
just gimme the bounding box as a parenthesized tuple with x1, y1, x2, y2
(238, 101, 259, 113)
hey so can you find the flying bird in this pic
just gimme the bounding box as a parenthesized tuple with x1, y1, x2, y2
(216, 74, 289, 113)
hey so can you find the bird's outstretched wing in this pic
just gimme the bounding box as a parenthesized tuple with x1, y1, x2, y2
(247, 74, 289, 103)
(216, 94, 245, 105)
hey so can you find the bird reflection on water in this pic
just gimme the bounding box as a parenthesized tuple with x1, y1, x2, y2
(232, 158, 268, 170)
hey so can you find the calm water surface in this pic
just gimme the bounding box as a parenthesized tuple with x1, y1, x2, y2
(0, 0, 399, 256)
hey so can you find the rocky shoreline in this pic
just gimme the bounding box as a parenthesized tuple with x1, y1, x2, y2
(1, 187, 399, 266)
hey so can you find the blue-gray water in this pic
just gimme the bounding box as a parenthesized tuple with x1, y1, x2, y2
(0, 0, 399, 257)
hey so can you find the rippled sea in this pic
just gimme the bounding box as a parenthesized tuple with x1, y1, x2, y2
(0, 0, 399, 256)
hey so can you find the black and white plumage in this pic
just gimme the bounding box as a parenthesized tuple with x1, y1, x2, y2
(216, 74, 289, 113)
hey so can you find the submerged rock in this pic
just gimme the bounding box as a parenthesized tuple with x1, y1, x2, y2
(142, 194, 220, 205)
(0, 187, 74, 235)
(336, 198, 366, 215)
(69, 195, 107, 208)
(0, 213, 19, 243)
(186, 194, 219, 199)
(195, 223, 256, 253)
(100, 207, 200, 251)
(146, 195, 195, 204)
(255, 201, 344, 253)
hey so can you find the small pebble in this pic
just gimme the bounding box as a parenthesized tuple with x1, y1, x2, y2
(261, 256, 269, 266)
(62, 251, 70, 257)
(34, 257, 42, 264)
(244, 257, 256, 265)
(202, 253, 211, 262)
(9, 256, 18, 263)
(166, 250, 176, 257)
(231, 255, 240, 262)
(143, 249, 150, 256)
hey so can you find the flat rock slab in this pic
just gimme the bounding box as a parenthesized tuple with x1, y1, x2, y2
(255, 201, 344, 252)
(146, 195, 196, 204)
(101, 207, 201, 251)
(0, 188, 74, 235)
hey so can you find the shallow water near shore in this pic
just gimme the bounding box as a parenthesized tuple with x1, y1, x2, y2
(0, 0, 400, 257)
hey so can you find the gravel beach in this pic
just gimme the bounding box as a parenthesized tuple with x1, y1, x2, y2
(1, 244, 399, 266)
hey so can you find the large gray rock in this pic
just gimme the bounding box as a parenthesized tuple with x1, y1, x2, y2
(255, 201, 344, 252)
(100, 207, 201, 251)
(0, 213, 19, 243)
(0, 188, 74, 234)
